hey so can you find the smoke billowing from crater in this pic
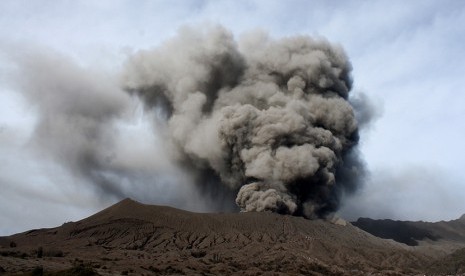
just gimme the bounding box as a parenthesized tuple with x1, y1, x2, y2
(9, 25, 370, 219)
(122, 26, 367, 218)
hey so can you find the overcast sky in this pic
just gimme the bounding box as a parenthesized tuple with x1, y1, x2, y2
(1, 0, 464, 235)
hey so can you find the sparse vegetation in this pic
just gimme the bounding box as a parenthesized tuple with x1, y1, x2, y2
(191, 250, 206, 258)
(36, 247, 43, 258)
(31, 266, 44, 276)
(148, 265, 159, 273)
(12, 263, 101, 276)
(299, 262, 341, 276)
(210, 253, 221, 263)
(43, 249, 64, 257)
(0, 250, 29, 258)
(53, 265, 98, 276)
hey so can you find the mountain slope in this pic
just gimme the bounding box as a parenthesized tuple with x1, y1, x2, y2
(0, 199, 439, 275)
(353, 215, 465, 247)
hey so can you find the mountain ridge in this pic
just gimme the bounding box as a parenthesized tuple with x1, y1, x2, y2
(353, 215, 465, 246)
(0, 198, 463, 275)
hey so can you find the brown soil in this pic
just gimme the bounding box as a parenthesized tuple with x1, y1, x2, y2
(0, 199, 462, 275)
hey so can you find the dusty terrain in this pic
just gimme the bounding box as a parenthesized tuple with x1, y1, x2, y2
(353, 215, 465, 274)
(0, 199, 464, 275)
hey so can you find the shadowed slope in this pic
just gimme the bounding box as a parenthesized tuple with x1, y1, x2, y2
(353, 215, 465, 246)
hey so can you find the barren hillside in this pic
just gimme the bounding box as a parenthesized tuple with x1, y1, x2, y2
(0, 199, 461, 275)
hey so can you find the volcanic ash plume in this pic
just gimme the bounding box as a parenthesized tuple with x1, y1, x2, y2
(123, 26, 365, 218)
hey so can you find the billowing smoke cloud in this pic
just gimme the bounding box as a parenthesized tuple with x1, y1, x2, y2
(10, 49, 129, 198)
(122, 26, 367, 218)
(8, 25, 370, 219)
(8, 46, 213, 212)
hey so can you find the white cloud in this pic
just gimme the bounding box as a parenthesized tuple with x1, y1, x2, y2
(339, 165, 465, 222)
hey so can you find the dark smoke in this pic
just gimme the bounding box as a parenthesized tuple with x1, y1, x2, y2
(9, 47, 210, 212)
(122, 26, 368, 218)
(9, 26, 371, 219)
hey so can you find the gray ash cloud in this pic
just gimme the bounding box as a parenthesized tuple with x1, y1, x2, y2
(122, 26, 370, 218)
(9, 25, 371, 218)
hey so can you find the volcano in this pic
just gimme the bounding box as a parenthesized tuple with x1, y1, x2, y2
(1, 199, 464, 275)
